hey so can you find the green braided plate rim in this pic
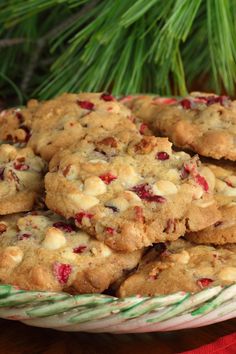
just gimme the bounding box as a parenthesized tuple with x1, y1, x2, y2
(0, 283, 235, 332)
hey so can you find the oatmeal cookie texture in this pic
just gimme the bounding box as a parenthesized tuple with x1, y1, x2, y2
(0, 144, 46, 215)
(120, 94, 176, 125)
(0, 99, 38, 144)
(28, 92, 148, 161)
(118, 238, 236, 297)
(187, 162, 236, 244)
(124, 92, 236, 161)
(45, 135, 220, 252)
(0, 212, 142, 293)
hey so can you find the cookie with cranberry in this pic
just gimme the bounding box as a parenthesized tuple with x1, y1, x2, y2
(121, 94, 177, 127)
(146, 92, 236, 160)
(28, 92, 142, 161)
(45, 136, 220, 252)
(118, 238, 236, 296)
(0, 100, 39, 144)
(186, 162, 236, 244)
(0, 212, 142, 293)
(0, 144, 46, 215)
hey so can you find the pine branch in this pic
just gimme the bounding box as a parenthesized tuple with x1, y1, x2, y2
(0, 0, 236, 101)
(0, 38, 26, 47)
(20, 0, 98, 94)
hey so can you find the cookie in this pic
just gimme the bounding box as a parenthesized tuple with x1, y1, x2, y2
(121, 94, 177, 125)
(45, 135, 220, 252)
(125, 93, 236, 161)
(0, 212, 142, 293)
(186, 162, 236, 244)
(28, 92, 143, 161)
(0, 144, 46, 215)
(118, 238, 236, 296)
(0, 100, 38, 144)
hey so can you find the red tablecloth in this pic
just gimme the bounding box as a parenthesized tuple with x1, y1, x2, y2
(181, 332, 236, 354)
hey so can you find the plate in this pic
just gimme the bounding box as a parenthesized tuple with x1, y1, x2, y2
(0, 284, 235, 332)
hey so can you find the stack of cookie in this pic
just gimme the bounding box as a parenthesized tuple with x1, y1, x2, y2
(0, 92, 235, 296)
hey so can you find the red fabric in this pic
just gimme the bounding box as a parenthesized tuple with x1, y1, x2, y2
(181, 332, 236, 354)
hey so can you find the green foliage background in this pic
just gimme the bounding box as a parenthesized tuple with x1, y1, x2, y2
(0, 0, 236, 103)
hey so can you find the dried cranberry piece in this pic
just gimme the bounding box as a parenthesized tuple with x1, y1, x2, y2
(180, 167, 190, 179)
(214, 221, 223, 227)
(119, 95, 133, 103)
(53, 222, 75, 233)
(18, 233, 31, 240)
(20, 125, 31, 142)
(15, 111, 24, 124)
(131, 184, 166, 203)
(13, 162, 29, 171)
(146, 195, 166, 203)
(99, 172, 117, 185)
(197, 278, 213, 289)
(75, 212, 93, 225)
(180, 161, 197, 179)
(164, 219, 177, 233)
(73, 245, 87, 254)
(149, 274, 158, 281)
(100, 93, 114, 101)
(53, 262, 72, 284)
(0, 167, 5, 180)
(139, 123, 149, 135)
(180, 99, 191, 109)
(77, 100, 94, 110)
(105, 227, 115, 235)
(197, 95, 228, 106)
(131, 183, 151, 199)
(134, 206, 144, 222)
(225, 179, 233, 188)
(195, 174, 209, 192)
(152, 97, 177, 105)
(156, 151, 169, 161)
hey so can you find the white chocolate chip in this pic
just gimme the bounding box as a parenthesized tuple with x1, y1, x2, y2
(77, 231, 90, 242)
(100, 244, 112, 257)
(215, 179, 227, 193)
(169, 250, 190, 264)
(193, 199, 215, 208)
(166, 169, 180, 182)
(152, 180, 178, 196)
(62, 248, 77, 262)
(191, 184, 204, 199)
(174, 151, 189, 160)
(0, 144, 17, 157)
(123, 191, 142, 202)
(7, 247, 23, 264)
(223, 185, 236, 197)
(17, 215, 51, 232)
(64, 164, 79, 180)
(218, 267, 236, 282)
(119, 165, 140, 188)
(69, 193, 99, 210)
(42, 227, 66, 250)
(83, 176, 107, 196)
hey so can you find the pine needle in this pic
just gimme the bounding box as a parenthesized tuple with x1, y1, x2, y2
(0, 0, 236, 102)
